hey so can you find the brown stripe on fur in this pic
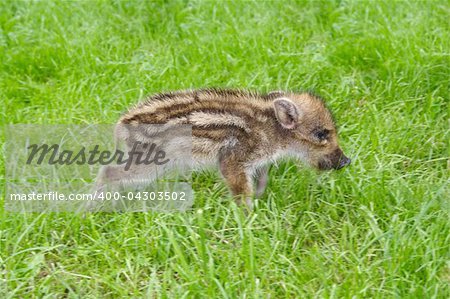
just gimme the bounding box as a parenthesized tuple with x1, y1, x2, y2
(192, 126, 247, 142)
(122, 89, 273, 124)
(123, 104, 273, 126)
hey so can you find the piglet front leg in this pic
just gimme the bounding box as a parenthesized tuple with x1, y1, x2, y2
(219, 154, 254, 211)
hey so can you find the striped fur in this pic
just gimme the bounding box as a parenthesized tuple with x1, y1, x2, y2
(99, 88, 350, 209)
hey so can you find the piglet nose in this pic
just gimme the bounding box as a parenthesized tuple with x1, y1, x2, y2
(339, 156, 351, 169)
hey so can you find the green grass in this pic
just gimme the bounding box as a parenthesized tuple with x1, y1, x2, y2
(1, 0, 449, 297)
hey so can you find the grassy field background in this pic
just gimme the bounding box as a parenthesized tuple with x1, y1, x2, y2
(1, 0, 449, 297)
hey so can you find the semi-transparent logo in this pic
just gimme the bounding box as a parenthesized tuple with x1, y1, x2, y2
(4, 124, 194, 212)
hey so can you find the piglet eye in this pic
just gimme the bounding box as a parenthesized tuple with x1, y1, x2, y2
(316, 129, 329, 140)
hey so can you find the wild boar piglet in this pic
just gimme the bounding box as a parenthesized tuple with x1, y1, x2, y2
(97, 89, 351, 209)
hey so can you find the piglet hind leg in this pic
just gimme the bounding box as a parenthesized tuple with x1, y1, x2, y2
(94, 159, 174, 193)
(254, 165, 269, 198)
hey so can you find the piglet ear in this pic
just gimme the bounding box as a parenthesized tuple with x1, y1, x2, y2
(273, 98, 300, 129)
